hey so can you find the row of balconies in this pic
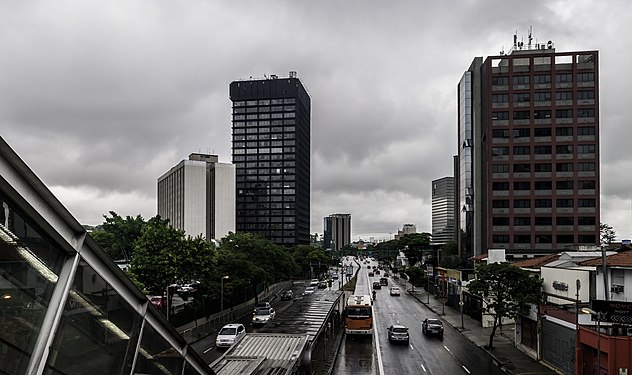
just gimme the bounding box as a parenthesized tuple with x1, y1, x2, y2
(492, 207, 597, 214)
(492, 225, 596, 232)
(492, 172, 597, 179)
(491, 81, 596, 92)
(492, 189, 596, 197)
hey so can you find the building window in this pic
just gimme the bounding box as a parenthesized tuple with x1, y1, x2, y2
(578, 199, 596, 207)
(577, 90, 595, 100)
(492, 199, 510, 208)
(493, 235, 510, 243)
(557, 217, 574, 225)
(492, 111, 509, 120)
(513, 93, 530, 102)
(556, 180, 574, 190)
(535, 217, 552, 225)
(578, 162, 596, 172)
(535, 235, 552, 243)
(577, 72, 595, 82)
(492, 164, 509, 173)
(492, 94, 509, 103)
(534, 146, 552, 154)
(556, 127, 573, 136)
(556, 199, 574, 208)
(557, 235, 574, 243)
(513, 129, 530, 138)
(514, 217, 531, 226)
(514, 199, 531, 208)
(492, 76, 509, 85)
(492, 129, 510, 139)
(578, 216, 596, 225)
(578, 144, 596, 154)
(492, 182, 510, 190)
(534, 128, 551, 137)
(555, 109, 573, 118)
(513, 164, 531, 172)
(514, 181, 531, 190)
(555, 91, 573, 100)
(534, 109, 551, 119)
(493, 217, 510, 225)
(534, 74, 551, 84)
(578, 234, 596, 243)
(535, 181, 552, 190)
(577, 127, 595, 136)
(578, 180, 595, 189)
(556, 145, 573, 154)
(577, 108, 595, 118)
(513, 76, 530, 85)
(514, 234, 531, 243)
(513, 146, 530, 155)
(555, 73, 573, 83)
(535, 199, 552, 207)
(556, 163, 573, 172)
(513, 111, 530, 120)
(534, 163, 552, 172)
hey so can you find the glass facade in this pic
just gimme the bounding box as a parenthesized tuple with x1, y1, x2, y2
(458, 71, 474, 257)
(0, 138, 210, 375)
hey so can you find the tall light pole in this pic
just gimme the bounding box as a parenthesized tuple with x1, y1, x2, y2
(582, 308, 603, 374)
(459, 300, 465, 330)
(221, 276, 229, 312)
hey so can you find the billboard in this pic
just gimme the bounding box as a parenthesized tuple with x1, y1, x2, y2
(591, 300, 632, 324)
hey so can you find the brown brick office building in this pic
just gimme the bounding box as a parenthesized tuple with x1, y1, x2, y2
(457, 39, 599, 259)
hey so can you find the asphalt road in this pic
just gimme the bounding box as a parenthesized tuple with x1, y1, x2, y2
(334, 257, 505, 375)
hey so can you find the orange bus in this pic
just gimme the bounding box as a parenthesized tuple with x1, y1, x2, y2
(343, 295, 373, 336)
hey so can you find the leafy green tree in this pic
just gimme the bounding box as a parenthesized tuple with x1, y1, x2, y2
(292, 245, 330, 278)
(600, 222, 616, 244)
(372, 240, 399, 262)
(403, 266, 426, 287)
(90, 211, 146, 261)
(467, 262, 542, 349)
(399, 233, 431, 266)
(439, 240, 463, 268)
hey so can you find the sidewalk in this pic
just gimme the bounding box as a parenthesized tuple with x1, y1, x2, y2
(395, 279, 559, 375)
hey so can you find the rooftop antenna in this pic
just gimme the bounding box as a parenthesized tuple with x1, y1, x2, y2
(528, 26, 533, 49)
(513, 32, 517, 47)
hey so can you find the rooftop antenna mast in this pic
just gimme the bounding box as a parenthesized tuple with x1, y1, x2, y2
(528, 26, 533, 49)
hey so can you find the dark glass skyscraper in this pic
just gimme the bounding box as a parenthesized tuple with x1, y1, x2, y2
(230, 73, 311, 246)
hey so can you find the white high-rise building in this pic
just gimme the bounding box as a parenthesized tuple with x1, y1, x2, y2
(157, 153, 235, 240)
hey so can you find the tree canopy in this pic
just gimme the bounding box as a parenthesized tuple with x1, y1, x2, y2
(467, 262, 542, 349)
(399, 232, 431, 266)
(600, 222, 616, 244)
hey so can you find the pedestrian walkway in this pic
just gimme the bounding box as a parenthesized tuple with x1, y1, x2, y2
(395, 279, 558, 375)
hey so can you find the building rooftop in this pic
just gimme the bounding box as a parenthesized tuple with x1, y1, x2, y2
(512, 254, 561, 268)
(579, 250, 632, 267)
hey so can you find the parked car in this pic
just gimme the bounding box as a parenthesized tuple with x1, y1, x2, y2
(254, 301, 271, 313)
(387, 324, 410, 344)
(252, 307, 276, 325)
(281, 290, 294, 300)
(372, 281, 382, 290)
(216, 323, 246, 348)
(303, 286, 316, 295)
(148, 295, 166, 309)
(389, 287, 401, 296)
(422, 318, 444, 339)
(318, 280, 328, 289)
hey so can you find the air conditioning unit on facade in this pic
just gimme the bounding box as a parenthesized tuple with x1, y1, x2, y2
(611, 284, 624, 293)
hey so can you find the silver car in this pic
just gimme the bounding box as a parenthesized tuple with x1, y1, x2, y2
(387, 324, 409, 344)
(215, 323, 246, 348)
(252, 307, 276, 325)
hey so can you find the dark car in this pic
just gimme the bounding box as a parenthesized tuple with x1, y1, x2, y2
(372, 281, 382, 290)
(380, 277, 388, 286)
(422, 318, 444, 339)
(281, 290, 294, 300)
(318, 281, 328, 289)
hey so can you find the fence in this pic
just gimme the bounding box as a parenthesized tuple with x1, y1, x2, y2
(178, 280, 292, 343)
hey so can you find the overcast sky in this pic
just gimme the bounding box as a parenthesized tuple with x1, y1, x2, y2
(2, 0, 631, 242)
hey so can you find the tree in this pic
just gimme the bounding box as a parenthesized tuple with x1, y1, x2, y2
(467, 262, 542, 349)
(439, 240, 463, 268)
(600, 222, 616, 244)
(90, 211, 146, 261)
(399, 233, 431, 266)
(403, 266, 425, 287)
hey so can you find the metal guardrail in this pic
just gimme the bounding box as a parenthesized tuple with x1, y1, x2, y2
(179, 281, 292, 343)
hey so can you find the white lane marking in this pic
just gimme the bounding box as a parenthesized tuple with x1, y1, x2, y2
(420, 364, 427, 372)
(409, 343, 414, 350)
(444, 345, 451, 353)
(203, 346, 214, 353)
(462, 365, 471, 373)
(397, 320, 400, 324)
(367, 274, 385, 375)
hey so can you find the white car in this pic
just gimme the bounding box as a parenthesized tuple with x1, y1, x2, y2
(310, 279, 319, 286)
(216, 323, 246, 348)
(252, 307, 276, 325)
(303, 286, 316, 295)
(389, 287, 401, 296)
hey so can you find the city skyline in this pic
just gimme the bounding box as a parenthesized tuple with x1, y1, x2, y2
(2, 1, 632, 242)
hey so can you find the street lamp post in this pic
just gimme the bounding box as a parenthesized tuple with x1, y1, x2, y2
(582, 308, 603, 374)
(459, 300, 465, 330)
(221, 276, 229, 312)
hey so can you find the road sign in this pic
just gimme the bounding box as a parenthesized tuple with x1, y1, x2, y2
(592, 300, 632, 324)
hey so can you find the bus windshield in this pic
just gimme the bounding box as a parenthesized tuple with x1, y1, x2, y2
(346, 306, 371, 317)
